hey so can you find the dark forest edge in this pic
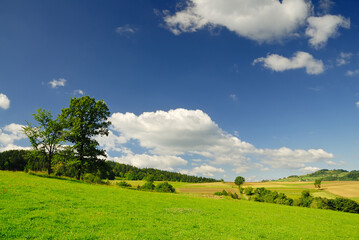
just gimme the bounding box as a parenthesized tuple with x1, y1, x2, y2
(0, 149, 219, 183)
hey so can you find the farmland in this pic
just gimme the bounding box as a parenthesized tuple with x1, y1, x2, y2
(124, 179, 359, 202)
(1, 171, 359, 239)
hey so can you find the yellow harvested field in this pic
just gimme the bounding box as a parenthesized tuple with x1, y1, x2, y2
(177, 187, 238, 196)
(320, 181, 359, 198)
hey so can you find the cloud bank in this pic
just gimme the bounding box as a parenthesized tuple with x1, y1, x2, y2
(253, 51, 324, 75)
(100, 108, 335, 177)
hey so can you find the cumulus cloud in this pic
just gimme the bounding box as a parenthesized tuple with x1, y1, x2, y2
(346, 69, 359, 77)
(102, 108, 335, 176)
(306, 15, 350, 49)
(180, 164, 225, 177)
(0, 93, 10, 110)
(0, 123, 27, 151)
(256, 147, 334, 169)
(111, 154, 187, 171)
(163, 0, 311, 42)
(336, 52, 352, 66)
(48, 78, 66, 88)
(253, 51, 324, 75)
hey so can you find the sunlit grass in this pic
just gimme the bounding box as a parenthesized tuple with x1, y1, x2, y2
(1, 171, 359, 239)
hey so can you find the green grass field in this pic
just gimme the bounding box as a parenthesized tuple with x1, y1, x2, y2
(1, 171, 359, 239)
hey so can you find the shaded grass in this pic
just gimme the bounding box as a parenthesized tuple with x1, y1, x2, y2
(1, 171, 359, 239)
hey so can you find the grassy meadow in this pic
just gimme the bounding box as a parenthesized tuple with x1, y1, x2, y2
(1, 171, 359, 239)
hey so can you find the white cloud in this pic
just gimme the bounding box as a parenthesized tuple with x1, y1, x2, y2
(163, 0, 311, 42)
(111, 154, 187, 171)
(73, 89, 84, 95)
(256, 147, 334, 169)
(336, 52, 352, 66)
(306, 15, 350, 49)
(229, 94, 237, 101)
(253, 51, 324, 75)
(356, 102, 359, 108)
(346, 69, 359, 77)
(48, 78, 66, 88)
(0, 93, 10, 110)
(180, 164, 224, 177)
(299, 166, 320, 173)
(103, 108, 335, 175)
(116, 24, 137, 36)
(0, 123, 27, 151)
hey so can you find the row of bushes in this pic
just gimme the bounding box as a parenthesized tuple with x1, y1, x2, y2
(214, 190, 239, 199)
(241, 187, 359, 214)
(117, 181, 176, 193)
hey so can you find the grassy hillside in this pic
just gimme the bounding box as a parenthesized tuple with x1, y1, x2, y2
(277, 169, 359, 182)
(1, 171, 359, 239)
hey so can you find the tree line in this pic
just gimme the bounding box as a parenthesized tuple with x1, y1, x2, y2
(240, 187, 359, 214)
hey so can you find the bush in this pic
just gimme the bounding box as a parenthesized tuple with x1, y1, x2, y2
(213, 190, 229, 196)
(230, 192, 239, 199)
(140, 181, 155, 191)
(155, 182, 175, 193)
(83, 173, 95, 183)
(117, 181, 132, 188)
(244, 187, 254, 196)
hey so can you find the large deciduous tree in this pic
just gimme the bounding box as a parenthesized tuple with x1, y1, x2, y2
(60, 96, 110, 180)
(23, 109, 64, 174)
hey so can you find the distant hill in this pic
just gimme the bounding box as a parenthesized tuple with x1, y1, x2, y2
(276, 169, 359, 182)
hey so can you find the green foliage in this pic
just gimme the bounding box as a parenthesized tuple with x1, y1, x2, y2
(116, 181, 132, 188)
(155, 182, 175, 193)
(60, 96, 111, 180)
(140, 181, 155, 191)
(244, 187, 254, 196)
(0, 150, 29, 171)
(106, 161, 219, 183)
(314, 179, 322, 188)
(234, 176, 245, 187)
(230, 192, 239, 199)
(83, 173, 102, 184)
(23, 109, 64, 174)
(298, 190, 313, 207)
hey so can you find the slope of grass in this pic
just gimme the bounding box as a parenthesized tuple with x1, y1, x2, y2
(1, 171, 359, 239)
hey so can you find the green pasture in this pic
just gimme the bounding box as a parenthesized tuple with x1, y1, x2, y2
(1, 171, 359, 239)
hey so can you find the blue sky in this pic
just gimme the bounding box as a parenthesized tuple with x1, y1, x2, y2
(0, 0, 358, 181)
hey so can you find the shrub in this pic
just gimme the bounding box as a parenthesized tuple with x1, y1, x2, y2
(230, 192, 239, 199)
(244, 187, 254, 195)
(117, 181, 132, 188)
(83, 173, 102, 184)
(155, 182, 175, 193)
(141, 181, 155, 191)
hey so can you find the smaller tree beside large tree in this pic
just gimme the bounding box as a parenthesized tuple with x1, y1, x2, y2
(314, 179, 322, 189)
(23, 109, 64, 174)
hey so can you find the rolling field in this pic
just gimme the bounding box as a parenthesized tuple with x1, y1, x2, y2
(151, 180, 359, 201)
(1, 171, 359, 239)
